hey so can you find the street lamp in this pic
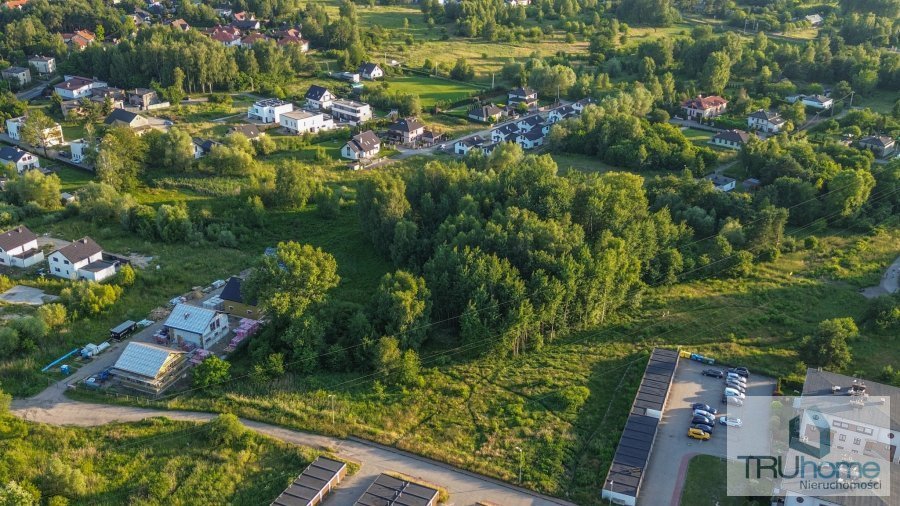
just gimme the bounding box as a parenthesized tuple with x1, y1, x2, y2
(328, 394, 335, 426)
(515, 446, 524, 485)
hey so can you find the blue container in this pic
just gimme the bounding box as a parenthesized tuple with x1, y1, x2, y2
(60, 364, 70, 375)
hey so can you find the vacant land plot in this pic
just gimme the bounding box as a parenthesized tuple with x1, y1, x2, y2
(679, 455, 746, 506)
(384, 74, 484, 107)
(0, 285, 57, 305)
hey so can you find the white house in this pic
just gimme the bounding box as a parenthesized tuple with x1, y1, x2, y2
(305, 85, 334, 111)
(0, 146, 40, 174)
(54, 75, 108, 100)
(191, 138, 218, 159)
(69, 138, 90, 163)
(357, 62, 384, 80)
(516, 115, 543, 132)
(508, 87, 538, 108)
(468, 104, 503, 123)
(5, 116, 65, 146)
(454, 135, 485, 155)
(681, 95, 728, 120)
(491, 123, 519, 143)
(163, 303, 230, 350)
(515, 130, 544, 150)
(1, 66, 31, 87)
(247, 98, 294, 124)
(279, 110, 334, 134)
(48, 236, 116, 281)
(711, 129, 751, 149)
(703, 173, 737, 192)
(330, 99, 372, 125)
(28, 55, 56, 75)
(801, 94, 833, 110)
(747, 109, 787, 133)
(0, 226, 43, 268)
(547, 105, 577, 123)
(341, 130, 381, 160)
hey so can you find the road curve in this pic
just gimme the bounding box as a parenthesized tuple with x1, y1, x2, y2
(10, 399, 574, 506)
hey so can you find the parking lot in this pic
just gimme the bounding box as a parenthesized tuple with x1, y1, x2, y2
(638, 358, 775, 505)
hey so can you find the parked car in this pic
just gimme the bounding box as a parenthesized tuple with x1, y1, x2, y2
(693, 409, 715, 419)
(725, 380, 747, 393)
(692, 414, 714, 425)
(728, 367, 750, 378)
(723, 395, 744, 406)
(719, 416, 743, 427)
(724, 387, 746, 399)
(702, 369, 724, 378)
(691, 403, 718, 415)
(688, 428, 711, 440)
(691, 422, 715, 433)
(726, 372, 747, 384)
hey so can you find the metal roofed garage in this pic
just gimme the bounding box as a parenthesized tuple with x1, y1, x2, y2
(601, 348, 679, 506)
(354, 473, 440, 506)
(271, 456, 347, 506)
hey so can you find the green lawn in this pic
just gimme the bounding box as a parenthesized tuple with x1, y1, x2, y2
(383, 75, 484, 107)
(680, 455, 752, 506)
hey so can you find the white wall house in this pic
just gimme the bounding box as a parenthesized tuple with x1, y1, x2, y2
(801, 94, 833, 110)
(54, 76, 108, 100)
(247, 98, 294, 124)
(331, 99, 372, 125)
(5, 116, 65, 146)
(747, 109, 786, 133)
(0, 146, 40, 174)
(70, 139, 90, 163)
(681, 95, 728, 120)
(1, 66, 31, 87)
(28, 55, 56, 75)
(48, 236, 116, 282)
(279, 110, 334, 134)
(515, 130, 544, 150)
(358, 62, 384, 80)
(341, 130, 381, 160)
(164, 303, 230, 350)
(0, 226, 43, 268)
(454, 136, 485, 155)
(304, 85, 334, 111)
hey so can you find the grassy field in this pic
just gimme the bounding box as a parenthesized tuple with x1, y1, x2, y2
(0, 415, 326, 505)
(679, 455, 752, 506)
(383, 74, 484, 107)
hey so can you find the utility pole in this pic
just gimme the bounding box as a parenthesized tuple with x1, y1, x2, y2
(515, 447, 524, 484)
(491, 73, 495, 89)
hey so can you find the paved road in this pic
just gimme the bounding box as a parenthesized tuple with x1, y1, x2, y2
(861, 254, 900, 299)
(10, 400, 572, 506)
(638, 359, 774, 506)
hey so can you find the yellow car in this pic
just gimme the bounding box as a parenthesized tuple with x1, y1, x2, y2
(688, 428, 711, 440)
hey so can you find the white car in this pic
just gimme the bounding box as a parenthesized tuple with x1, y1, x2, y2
(724, 396, 744, 406)
(724, 387, 745, 399)
(719, 416, 743, 427)
(726, 373, 747, 384)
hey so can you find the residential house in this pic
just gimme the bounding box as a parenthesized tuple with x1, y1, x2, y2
(747, 109, 787, 133)
(1, 66, 31, 87)
(232, 10, 252, 21)
(703, 173, 737, 192)
(681, 95, 728, 120)
(247, 98, 293, 124)
(468, 104, 503, 123)
(548, 105, 577, 123)
(48, 236, 116, 281)
(490, 123, 519, 143)
(711, 129, 751, 150)
(206, 25, 242, 46)
(240, 32, 269, 48)
(232, 18, 261, 31)
(131, 8, 152, 25)
(104, 108, 150, 133)
(354, 474, 439, 506)
(330, 99, 372, 125)
(454, 135, 485, 155)
(387, 117, 425, 144)
(858, 135, 896, 158)
(127, 88, 158, 110)
(169, 18, 190, 31)
(163, 303, 230, 350)
(91, 87, 126, 110)
(5, 116, 65, 147)
(111, 342, 189, 395)
(279, 110, 334, 134)
(277, 28, 309, 51)
(0, 147, 39, 173)
(357, 62, 384, 80)
(2, 0, 29, 9)
(804, 14, 824, 26)
(228, 124, 263, 140)
(421, 130, 442, 146)
(516, 115, 543, 133)
(305, 85, 334, 111)
(341, 130, 381, 160)
(516, 129, 544, 150)
(54, 76, 108, 100)
(801, 94, 833, 110)
(69, 138, 90, 163)
(64, 30, 96, 50)
(192, 138, 219, 159)
(0, 226, 43, 268)
(334, 72, 360, 83)
(271, 457, 347, 506)
(508, 87, 538, 108)
(742, 178, 762, 191)
(219, 276, 260, 319)
(27, 55, 56, 76)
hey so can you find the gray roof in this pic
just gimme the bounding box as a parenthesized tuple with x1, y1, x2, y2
(271, 457, 347, 506)
(749, 109, 784, 122)
(164, 303, 221, 335)
(802, 368, 900, 431)
(0, 226, 37, 252)
(228, 124, 262, 139)
(358, 62, 381, 75)
(0, 146, 32, 163)
(509, 86, 536, 98)
(54, 236, 102, 263)
(456, 135, 484, 148)
(113, 342, 184, 379)
(220, 276, 256, 305)
(704, 173, 737, 187)
(860, 135, 895, 148)
(305, 85, 330, 101)
(714, 129, 751, 144)
(493, 123, 519, 136)
(2, 66, 29, 75)
(388, 117, 424, 133)
(347, 130, 380, 153)
(354, 473, 439, 506)
(520, 129, 544, 141)
(104, 108, 142, 125)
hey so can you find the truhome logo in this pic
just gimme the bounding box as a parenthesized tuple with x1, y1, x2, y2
(789, 409, 830, 458)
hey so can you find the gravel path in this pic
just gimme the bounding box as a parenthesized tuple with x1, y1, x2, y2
(861, 254, 900, 299)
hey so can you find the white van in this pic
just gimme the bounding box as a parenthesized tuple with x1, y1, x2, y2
(724, 387, 746, 399)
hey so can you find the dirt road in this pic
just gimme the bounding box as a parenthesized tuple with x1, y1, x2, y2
(861, 254, 900, 299)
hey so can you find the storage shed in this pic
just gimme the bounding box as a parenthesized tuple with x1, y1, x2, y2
(110, 320, 137, 340)
(354, 474, 439, 506)
(271, 457, 348, 506)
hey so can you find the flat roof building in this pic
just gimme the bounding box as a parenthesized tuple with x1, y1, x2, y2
(354, 473, 440, 506)
(271, 457, 348, 506)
